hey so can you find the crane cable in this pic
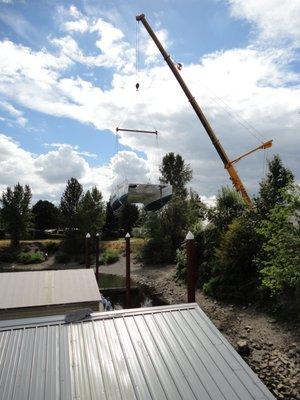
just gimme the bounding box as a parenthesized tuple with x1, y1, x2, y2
(195, 78, 264, 144)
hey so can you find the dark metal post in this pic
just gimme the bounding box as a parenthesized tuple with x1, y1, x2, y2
(95, 233, 100, 281)
(186, 231, 196, 303)
(125, 233, 131, 308)
(85, 233, 91, 269)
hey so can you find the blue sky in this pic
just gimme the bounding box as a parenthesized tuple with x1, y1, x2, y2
(0, 0, 299, 203)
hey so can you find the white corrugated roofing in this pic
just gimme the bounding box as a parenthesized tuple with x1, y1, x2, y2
(0, 303, 275, 400)
(0, 269, 100, 309)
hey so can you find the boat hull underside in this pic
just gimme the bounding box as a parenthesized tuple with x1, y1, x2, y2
(110, 183, 172, 212)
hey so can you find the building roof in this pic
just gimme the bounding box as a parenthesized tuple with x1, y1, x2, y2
(0, 269, 100, 309)
(0, 303, 275, 400)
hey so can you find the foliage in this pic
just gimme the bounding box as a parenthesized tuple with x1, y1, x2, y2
(255, 154, 294, 216)
(17, 251, 45, 264)
(78, 186, 105, 236)
(32, 200, 60, 231)
(0, 183, 32, 246)
(140, 196, 189, 264)
(186, 190, 207, 227)
(60, 178, 83, 232)
(205, 216, 260, 299)
(256, 186, 300, 311)
(175, 220, 204, 281)
(118, 203, 140, 234)
(41, 240, 61, 253)
(55, 251, 71, 263)
(207, 186, 246, 232)
(159, 152, 192, 198)
(99, 248, 120, 265)
(103, 202, 118, 238)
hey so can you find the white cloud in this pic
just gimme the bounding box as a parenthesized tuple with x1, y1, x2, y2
(0, 6, 299, 201)
(228, 0, 300, 44)
(0, 134, 150, 203)
(0, 100, 27, 126)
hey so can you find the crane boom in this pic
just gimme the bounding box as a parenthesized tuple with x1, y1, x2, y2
(136, 13, 254, 207)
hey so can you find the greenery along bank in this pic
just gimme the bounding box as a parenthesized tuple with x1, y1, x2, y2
(0, 153, 299, 316)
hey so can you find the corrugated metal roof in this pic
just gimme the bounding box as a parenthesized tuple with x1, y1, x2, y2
(0, 303, 275, 400)
(0, 269, 100, 309)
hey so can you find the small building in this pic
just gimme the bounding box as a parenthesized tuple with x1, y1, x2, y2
(0, 303, 275, 399)
(0, 269, 101, 320)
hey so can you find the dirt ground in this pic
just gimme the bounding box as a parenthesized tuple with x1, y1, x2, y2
(102, 256, 300, 400)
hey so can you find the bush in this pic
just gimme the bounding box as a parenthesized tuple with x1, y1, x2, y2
(0, 247, 18, 262)
(17, 251, 45, 264)
(41, 241, 61, 253)
(138, 237, 174, 265)
(99, 249, 120, 265)
(55, 252, 71, 263)
(175, 247, 187, 281)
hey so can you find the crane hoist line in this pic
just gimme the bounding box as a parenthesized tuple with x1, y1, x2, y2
(136, 13, 273, 208)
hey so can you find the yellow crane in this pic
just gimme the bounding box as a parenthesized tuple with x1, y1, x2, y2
(136, 13, 273, 208)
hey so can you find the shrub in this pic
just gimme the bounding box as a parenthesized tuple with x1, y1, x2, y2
(138, 237, 174, 265)
(99, 249, 120, 265)
(17, 251, 45, 264)
(175, 247, 187, 281)
(41, 241, 61, 253)
(55, 252, 71, 263)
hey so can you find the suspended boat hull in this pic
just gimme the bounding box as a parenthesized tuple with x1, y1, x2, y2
(110, 182, 172, 212)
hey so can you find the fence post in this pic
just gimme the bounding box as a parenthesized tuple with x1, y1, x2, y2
(95, 233, 100, 282)
(85, 233, 91, 269)
(125, 232, 131, 308)
(186, 231, 196, 303)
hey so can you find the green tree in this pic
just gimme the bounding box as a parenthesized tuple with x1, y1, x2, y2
(207, 186, 246, 232)
(32, 200, 60, 231)
(256, 185, 300, 311)
(203, 215, 260, 299)
(141, 197, 189, 264)
(103, 202, 118, 238)
(60, 178, 83, 233)
(78, 186, 105, 236)
(159, 152, 192, 198)
(1, 183, 32, 246)
(255, 155, 294, 216)
(119, 203, 139, 234)
(186, 190, 207, 227)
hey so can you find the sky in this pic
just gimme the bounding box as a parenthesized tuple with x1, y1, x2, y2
(0, 0, 299, 205)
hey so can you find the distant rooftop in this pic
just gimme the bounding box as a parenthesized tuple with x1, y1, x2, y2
(0, 269, 100, 309)
(0, 303, 275, 400)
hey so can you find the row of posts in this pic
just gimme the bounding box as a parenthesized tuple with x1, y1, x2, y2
(85, 230, 197, 308)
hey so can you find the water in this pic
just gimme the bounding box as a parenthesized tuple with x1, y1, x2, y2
(97, 273, 167, 309)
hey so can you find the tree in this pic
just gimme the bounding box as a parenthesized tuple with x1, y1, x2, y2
(78, 187, 105, 236)
(186, 190, 207, 227)
(103, 202, 118, 238)
(32, 200, 59, 231)
(204, 215, 260, 299)
(119, 203, 139, 234)
(141, 197, 189, 264)
(159, 152, 192, 198)
(256, 185, 300, 312)
(1, 183, 32, 246)
(255, 155, 294, 216)
(60, 178, 83, 233)
(207, 186, 246, 232)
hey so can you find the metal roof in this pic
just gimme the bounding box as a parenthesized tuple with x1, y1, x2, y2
(0, 303, 275, 400)
(0, 269, 100, 309)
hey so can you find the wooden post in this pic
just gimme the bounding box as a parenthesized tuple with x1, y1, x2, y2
(186, 231, 196, 303)
(85, 233, 91, 269)
(95, 233, 100, 282)
(125, 232, 131, 308)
